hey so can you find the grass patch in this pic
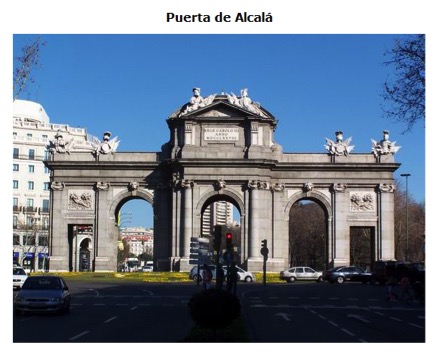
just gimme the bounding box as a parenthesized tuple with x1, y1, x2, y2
(29, 271, 283, 284)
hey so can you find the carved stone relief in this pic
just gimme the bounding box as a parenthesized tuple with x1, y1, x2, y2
(350, 192, 375, 212)
(68, 190, 94, 210)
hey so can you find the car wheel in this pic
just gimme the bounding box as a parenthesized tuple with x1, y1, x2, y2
(317, 276, 323, 282)
(192, 274, 200, 282)
(336, 276, 345, 284)
(64, 302, 71, 314)
(244, 276, 252, 283)
(288, 276, 296, 283)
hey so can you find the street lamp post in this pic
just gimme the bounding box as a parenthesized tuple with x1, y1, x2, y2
(400, 173, 411, 261)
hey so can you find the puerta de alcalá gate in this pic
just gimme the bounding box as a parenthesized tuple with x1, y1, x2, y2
(45, 88, 400, 272)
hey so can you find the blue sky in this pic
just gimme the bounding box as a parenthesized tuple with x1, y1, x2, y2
(12, 34, 426, 228)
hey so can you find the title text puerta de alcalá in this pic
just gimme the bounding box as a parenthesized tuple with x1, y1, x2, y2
(166, 12, 273, 23)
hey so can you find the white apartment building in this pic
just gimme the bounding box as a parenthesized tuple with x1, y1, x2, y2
(201, 201, 234, 237)
(120, 227, 154, 257)
(12, 99, 91, 272)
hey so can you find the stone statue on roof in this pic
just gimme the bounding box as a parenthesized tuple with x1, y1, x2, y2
(371, 130, 401, 157)
(180, 87, 216, 116)
(325, 130, 354, 156)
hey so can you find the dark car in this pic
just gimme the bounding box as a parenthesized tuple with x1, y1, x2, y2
(14, 276, 71, 315)
(372, 260, 425, 285)
(323, 266, 373, 284)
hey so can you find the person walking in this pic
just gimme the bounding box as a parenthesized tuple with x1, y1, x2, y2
(227, 263, 239, 295)
(202, 264, 213, 290)
(399, 275, 412, 303)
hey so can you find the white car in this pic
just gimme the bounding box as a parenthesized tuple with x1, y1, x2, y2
(13, 267, 28, 289)
(223, 265, 255, 282)
(141, 265, 153, 272)
(279, 266, 323, 283)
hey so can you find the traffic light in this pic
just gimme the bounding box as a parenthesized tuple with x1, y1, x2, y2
(213, 225, 222, 252)
(226, 232, 233, 250)
(261, 239, 269, 261)
(261, 239, 267, 249)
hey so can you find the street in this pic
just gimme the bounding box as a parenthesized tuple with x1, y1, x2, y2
(13, 280, 425, 343)
(240, 282, 425, 343)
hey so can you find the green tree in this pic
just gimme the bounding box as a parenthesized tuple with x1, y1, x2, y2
(382, 34, 425, 132)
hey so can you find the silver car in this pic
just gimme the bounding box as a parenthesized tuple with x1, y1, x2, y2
(279, 266, 323, 283)
(14, 276, 71, 315)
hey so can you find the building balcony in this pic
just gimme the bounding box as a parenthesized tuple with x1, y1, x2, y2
(23, 206, 38, 213)
(39, 207, 50, 214)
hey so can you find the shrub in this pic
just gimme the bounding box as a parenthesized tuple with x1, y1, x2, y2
(188, 288, 241, 330)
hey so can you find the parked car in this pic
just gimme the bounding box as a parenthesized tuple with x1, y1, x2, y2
(141, 265, 153, 272)
(14, 276, 71, 315)
(189, 265, 217, 282)
(279, 266, 323, 283)
(372, 260, 425, 285)
(222, 265, 256, 282)
(13, 267, 28, 289)
(323, 266, 373, 284)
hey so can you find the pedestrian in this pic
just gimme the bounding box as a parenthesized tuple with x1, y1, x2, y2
(202, 264, 213, 290)
(399, 275, 411, 302)
(386, 276, 397, 301)
(227, 262, 239, 295)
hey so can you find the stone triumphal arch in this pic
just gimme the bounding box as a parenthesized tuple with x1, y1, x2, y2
(46, 88, 400, 272)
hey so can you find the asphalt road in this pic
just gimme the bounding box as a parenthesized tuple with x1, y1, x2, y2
(240, 282, 425, 343)
(13, 280, 426, 343)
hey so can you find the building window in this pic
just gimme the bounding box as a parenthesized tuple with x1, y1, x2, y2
(42, 217, 49, 230)
(27, 133, 33, 140)
(27, 198, 34, 208)
(13, 180, 19, 189)
(13, 164, 19, 171)
(43, 182, 50, 191)
(28, 149, 35, 160)
(28, 165, 35, 173)
(42, 199, 50, 212)
(44, 150, 50, 160)
(44, 166, 50, 174)
(28, 181, 34, 190)
(13, 198, 18, 207)
(24, 235, 35, 246)
(26, 216, 34, 227)
(13, 234, 20, 245)
(38, 236, 48, 247)
(13, 216, 18, 229)
(13, 148, 19, 159)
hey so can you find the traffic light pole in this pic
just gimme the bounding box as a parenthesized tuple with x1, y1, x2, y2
(261, 239, 268, 286)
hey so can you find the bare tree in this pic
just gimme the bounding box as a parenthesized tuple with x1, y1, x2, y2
(289, 201, 326, 270)
(13, 35, 46, 101)
(394, 182, 425, 262)
(381, 34, 425, 132)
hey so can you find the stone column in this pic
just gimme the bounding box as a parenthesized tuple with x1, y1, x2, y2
(181, 179, 194, 257)
(248, 180, 260, 258)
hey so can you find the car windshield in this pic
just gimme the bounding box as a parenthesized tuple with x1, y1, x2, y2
(22, 277, 61, 290)
(13, 268, 26, 275)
